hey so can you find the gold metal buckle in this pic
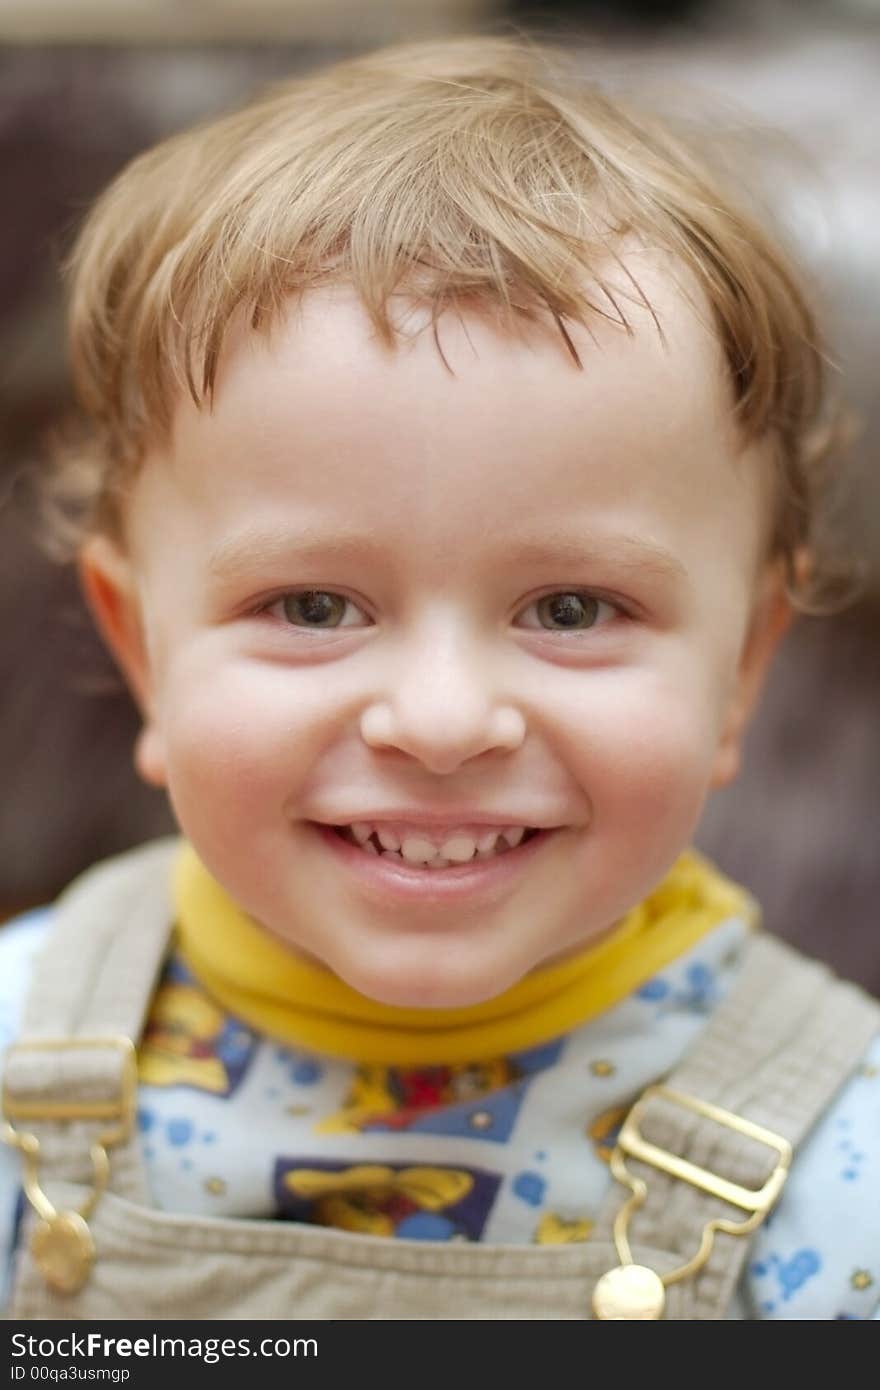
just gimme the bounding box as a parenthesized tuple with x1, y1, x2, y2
(2, 1035, 137, 1134)
(592, 1084, 792, 1320)
(1, 1036, 137, 1296)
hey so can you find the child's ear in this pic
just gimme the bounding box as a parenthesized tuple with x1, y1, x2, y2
(78, 535, 167, 788)
(710, 560, 794, 789)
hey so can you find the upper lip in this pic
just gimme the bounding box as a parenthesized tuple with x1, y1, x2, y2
(313, 811, 563, 830)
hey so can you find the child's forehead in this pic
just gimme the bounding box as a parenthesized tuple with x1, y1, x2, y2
(129, 252, 771, 595)
(203, 267, 753, 498)
(193, 258, 742, 497)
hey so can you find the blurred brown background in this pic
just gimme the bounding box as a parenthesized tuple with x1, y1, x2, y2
(1, 0, 878, 993)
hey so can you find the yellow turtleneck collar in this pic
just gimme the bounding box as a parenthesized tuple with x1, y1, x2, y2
(172, 844, 757, 1066)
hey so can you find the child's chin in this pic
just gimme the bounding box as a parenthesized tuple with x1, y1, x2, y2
(368, 983, 499, 1011)
(338, 957, 521, 1012)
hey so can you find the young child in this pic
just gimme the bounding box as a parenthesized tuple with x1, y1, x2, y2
(1, 35, 877, 1322)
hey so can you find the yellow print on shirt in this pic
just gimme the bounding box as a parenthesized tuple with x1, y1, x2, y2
(534, 1212, 593, 1244)
(282, 1163, 474, 1236)
(138, 965, 258, 1095)
(588, 1102, 631, 1163)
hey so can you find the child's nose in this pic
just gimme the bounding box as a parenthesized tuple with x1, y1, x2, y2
(358, 628, 525, 774)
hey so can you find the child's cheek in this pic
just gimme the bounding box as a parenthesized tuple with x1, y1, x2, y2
(567, 670, 722, 834)
(156, 655, 319, 821)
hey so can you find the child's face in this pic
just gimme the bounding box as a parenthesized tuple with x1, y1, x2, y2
(83, 269, 789, 1008)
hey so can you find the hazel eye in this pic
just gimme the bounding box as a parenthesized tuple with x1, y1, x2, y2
(519, 591, 617, 632)
(271, 590, 365, 628)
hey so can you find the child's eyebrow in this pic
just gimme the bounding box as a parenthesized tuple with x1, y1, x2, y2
(206, 526, 687, 586)
(500, 534, 687, 584)
(207, 527, 388, 581)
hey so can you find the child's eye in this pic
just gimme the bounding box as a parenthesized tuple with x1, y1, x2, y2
(267, 590, 367, 628)
(517, 591, 619, 632)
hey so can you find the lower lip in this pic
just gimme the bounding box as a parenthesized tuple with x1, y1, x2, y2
(310, 824, 561, 905)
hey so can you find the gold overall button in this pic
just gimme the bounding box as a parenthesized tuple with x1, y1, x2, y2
(592, 1264, 666, 1320)
(31, 1211, 95, 1295)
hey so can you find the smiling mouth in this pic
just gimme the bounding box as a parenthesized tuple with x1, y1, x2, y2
(330, 824, 542, 869)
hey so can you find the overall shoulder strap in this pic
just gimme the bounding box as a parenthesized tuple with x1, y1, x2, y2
(2, 838, 180, 1201)
(19, 837, 180, 1040)
(594, 931, 879, 1319)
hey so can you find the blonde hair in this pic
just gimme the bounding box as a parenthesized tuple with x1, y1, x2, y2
(46, 34, 851, 607)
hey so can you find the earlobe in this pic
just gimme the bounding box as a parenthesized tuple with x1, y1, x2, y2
(78, 535, 167, 788)
(134, 726, 167, 788)
(710, 740, 742, 790)
(710, 564, 793, 790)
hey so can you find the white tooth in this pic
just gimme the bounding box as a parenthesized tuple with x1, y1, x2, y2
(477, 830, 501, 853)
(400, 836, 439, 865)
(381, 846, 451, 869)
(501, 827, 526, 849)
(351, 822, 372, 845)
(439, 834, 479, 862)
(363, 840, 379, 855)
(376, 827, 401, 851)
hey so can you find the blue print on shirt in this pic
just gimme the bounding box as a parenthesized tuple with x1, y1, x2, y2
(751, 1248, 822, 1302)
(636, 961, 719, 1016)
